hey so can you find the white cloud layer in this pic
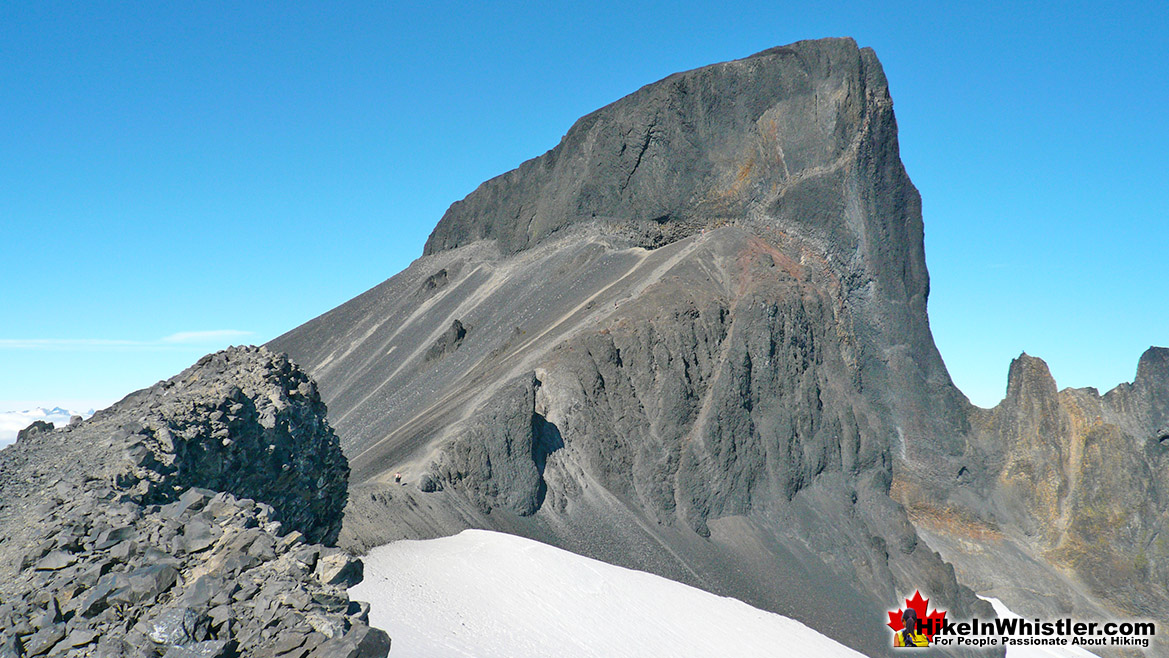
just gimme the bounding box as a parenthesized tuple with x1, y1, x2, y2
(0, 331, 253, 351)
(0, 406, 94, 447)
(161, 330, 252, 344)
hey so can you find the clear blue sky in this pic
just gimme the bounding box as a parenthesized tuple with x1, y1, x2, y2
(2, 1, 1165, 411)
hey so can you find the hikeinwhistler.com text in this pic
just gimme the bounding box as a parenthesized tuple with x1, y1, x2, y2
(923, 617, 1156, 649)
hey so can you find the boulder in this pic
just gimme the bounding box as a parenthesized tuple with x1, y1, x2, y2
(314, 551, 363, 588)
(16, 420, 53, 442)
(308, 626, 390, 658)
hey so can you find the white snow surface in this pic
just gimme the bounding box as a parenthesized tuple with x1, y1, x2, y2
(0, 407, 92, 447)
(982, 598, 1099, 658)
(351, 529, 867, 658)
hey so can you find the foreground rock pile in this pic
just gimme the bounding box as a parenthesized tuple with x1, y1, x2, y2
(0, 347, 389, 657)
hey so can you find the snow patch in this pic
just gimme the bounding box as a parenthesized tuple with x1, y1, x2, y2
(351, 529, 866, 658)
(981, 597, 1099, 657)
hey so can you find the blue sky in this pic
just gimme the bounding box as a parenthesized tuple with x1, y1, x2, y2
(1, 1, 1165, 411)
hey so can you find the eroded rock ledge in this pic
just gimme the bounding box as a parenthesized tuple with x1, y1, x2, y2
(0, 346, 389, 658)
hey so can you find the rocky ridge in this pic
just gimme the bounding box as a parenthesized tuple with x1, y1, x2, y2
(0, 347, 389, 658)
(899, 347, 1169, 650)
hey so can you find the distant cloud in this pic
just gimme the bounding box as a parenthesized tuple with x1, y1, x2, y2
(0, 339, 143, 349)
(161, 330, 253, 344)
(0, 331, 253, 351)
(0, 406, 94, 447)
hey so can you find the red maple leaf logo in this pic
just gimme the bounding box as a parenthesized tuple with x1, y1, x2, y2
(887, 590, 947, 641)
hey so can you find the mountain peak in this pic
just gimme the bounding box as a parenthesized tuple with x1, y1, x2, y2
(273, 38, 986, 656)
(1004, 352, 1058, 401)
(1136, 346, 1169, 389)
(423, 37, 896, 258)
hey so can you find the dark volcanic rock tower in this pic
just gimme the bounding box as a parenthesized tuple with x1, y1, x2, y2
(0, 347, 389, 658)
(269, 38, 991, 656)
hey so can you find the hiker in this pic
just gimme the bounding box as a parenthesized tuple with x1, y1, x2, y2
(894, 608, 929, 647)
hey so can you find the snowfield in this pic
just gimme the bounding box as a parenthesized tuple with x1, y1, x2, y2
(981, 598, 1099, 658)
(352, 530, 1109, 657)
(351, 529, 867, 658)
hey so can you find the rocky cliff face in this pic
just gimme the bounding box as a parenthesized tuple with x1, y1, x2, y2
(266, 34, 1169, 656)
(0, 347, 389, 658)
(424, 39, 902, 257)
(900, 348, 1169, 645)
(270, 38, 991, 657)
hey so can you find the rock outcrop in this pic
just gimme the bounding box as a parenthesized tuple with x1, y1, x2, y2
(0, 347, 389, 658)
(16, 420, 54, 443)
(270, 38, 990, 657)
(900, 348, 1169, 645)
